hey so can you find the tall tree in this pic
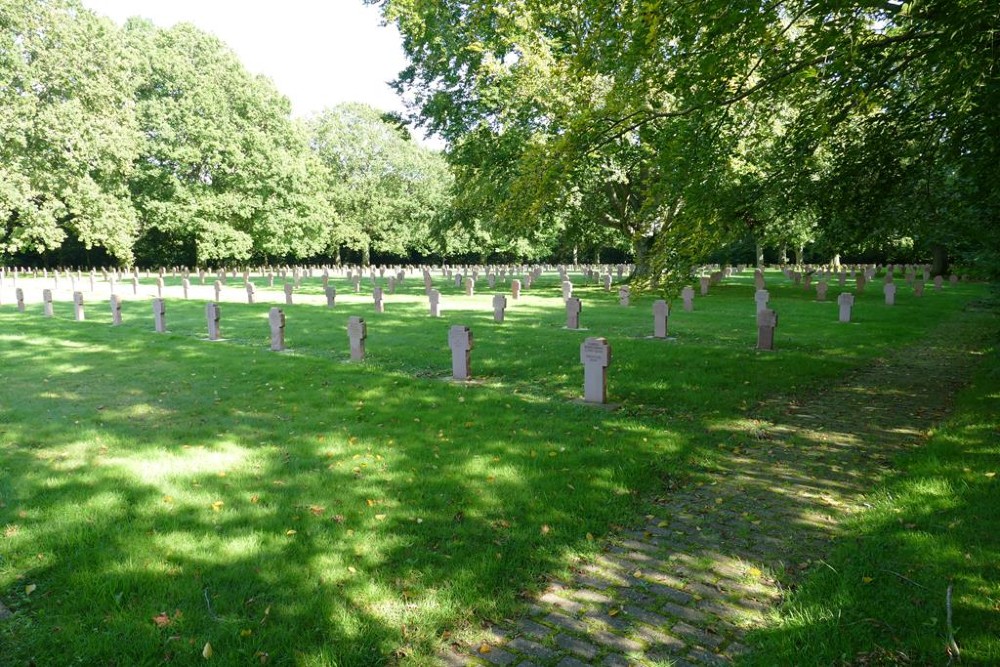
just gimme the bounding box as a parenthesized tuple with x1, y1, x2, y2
(0, 0, 140, 264)
(370, 0, 1000, 281)
(125, 19, 331, 266)
(306, 103, 452, 264)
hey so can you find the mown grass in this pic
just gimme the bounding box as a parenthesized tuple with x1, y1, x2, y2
(0, 268, 990, 665)
(742, 295, 1000, 666)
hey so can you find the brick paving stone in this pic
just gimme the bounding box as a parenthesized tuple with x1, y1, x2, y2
(686, 647, 732, 666)
(479, 647, 518, 665)
(506, 637, 559, 662)
(660, 600, 708, 624)
(516, 618, 555, 640)
(590, 628, 643, 653)
(569, 588, 613, 604)
(601, 653, 633, 667)
(553, 633, 599, 660)
(539, 592, 584, 614)
(555, 658, 592, 667)
(543, 612, 588, 634)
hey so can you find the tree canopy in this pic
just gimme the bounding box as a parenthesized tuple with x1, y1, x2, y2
(369, 0, 999, 280)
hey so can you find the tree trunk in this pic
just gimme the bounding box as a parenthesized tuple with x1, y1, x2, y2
(795, 245, 804, 267)
(361, 244, 371, 268)
(832, 253, 841, 268)
(755, 242, 764, 268)
(631, 235, 654, 280)
(779, 246, 788, 264)
(931, 243, 949, 276)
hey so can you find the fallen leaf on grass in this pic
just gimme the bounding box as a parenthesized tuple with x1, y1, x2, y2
(211, 501, 224, 512)
(478, 643, 491, 654)
(25, 584, 36, 596)
(153, 613, 171, 628)
(862, 576, 874, 584)
(202, 642, 213, 659)
(747, 567, 763, 580)
(285, 530, 297, 537)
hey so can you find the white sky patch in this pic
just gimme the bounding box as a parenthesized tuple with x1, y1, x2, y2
(80, 0, 410, 119)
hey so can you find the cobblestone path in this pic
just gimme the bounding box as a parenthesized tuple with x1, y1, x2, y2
(443, 312, 989, 666)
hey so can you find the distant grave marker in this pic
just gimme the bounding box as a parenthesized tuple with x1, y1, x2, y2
(566, 297, 582, 329)
(206, 302, 221, 340)
(653, 300, 669, 338)
(756, 309, 777, 351)
(838, 293, 855, 323)
(269, 308, 285, 351)
(152, 298, 166, 333)
(493, 294, 507, 323)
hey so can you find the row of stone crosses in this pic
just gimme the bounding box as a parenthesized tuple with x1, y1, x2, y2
(2, 261, 961, 405)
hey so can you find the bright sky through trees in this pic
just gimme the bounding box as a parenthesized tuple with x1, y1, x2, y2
(80, 1, 413, 124)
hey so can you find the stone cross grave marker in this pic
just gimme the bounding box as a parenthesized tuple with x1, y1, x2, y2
(448, 325, 473, 380)
(755, 289, 769, 314)
(182, 278, 190, 299)
(884, 282, 897, 306)
(352, 275, 361, 293)
(949, 274, 958, 285)
(565, 296, 582, 329)
(914, 280, 924, 297)
(580, 337, 611, 403)
(856, 274, 866, 294)
(110, 294, 122, 326)
(214, 280, 222, 302)
(16, 288, 25, 312)
(73, 292, 85, 321)
(428, 289, 441, 317)
(511, 279, 521, 300)
(681, 286, 694, 311)
(388, 276, 396, 294)
(348, 316, 367, 361)
(488, 273, 496, 289)
(155, 277, 164, 298)
(754, 269, 766, 290)
(603, 273, 612, 291)
(131, 276, 139, 295)
(699, 275, 711, 296)
(465, 277, 475, 297)
(838, 293, 855, 322)
(152, 298, 166, 333)
(269, 308, 285, 351)
(757, 308, 777, 350)
(653, 299, 669, 338)
(454, 273, 463, 289)
(562, 280, 573, 301)
(619, 285, 630, 307)
(246, 282, 256, 304)
(934, 275, 943, 290)
(43, 289, 54, 317)
(284, 283, 294, 305)
(373, 287, 384, 313)
(206, 302, 221, 340)
(325, 285, 336, 308)
(816, 281, 828, 301)
(492, 294, 507, 323)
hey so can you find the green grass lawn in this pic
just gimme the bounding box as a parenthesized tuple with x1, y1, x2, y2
(743, 294, 1000, 666)
(0, 269, 992, 665)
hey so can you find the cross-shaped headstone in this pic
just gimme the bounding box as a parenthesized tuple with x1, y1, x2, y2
(152, 298, 166, 333)
(756, 308, 777, 350)
(465, 277, 475, 297)
(373, 287, 384, 313)
(348, 316, 367, 361)
(618, 285, 630, 307)
(562, 280, 573, 301)
(428, 289, 441, 317)
(110, 294, 122, 326)
(580, 337, 611, 403)
(283, 283, 294, 305)
(43, 289, 54, 317)
(511, 279, 521, 300)
(246, 282, 256, 304)
(838, 293, 854, 323)
(565, 297, 582, 329)
(269, 308, 285, 351)
(448, 325, 474, 380)
(681, 286, 695, 312)
(492, 294, 507, 323)
(884, 282, 897, 306)
(755, 289, 770, 314)
(653, 300, 669, 338)
(206, 302, 221, 340)
(72, 292, 85, 321)
(699, 275, 711, 296)
(816, 281, 828, 301)
(16, 288, 25, 313)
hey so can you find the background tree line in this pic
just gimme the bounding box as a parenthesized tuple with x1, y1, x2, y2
(5, 0, 996, 277)
(1, 0, 548, 268)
